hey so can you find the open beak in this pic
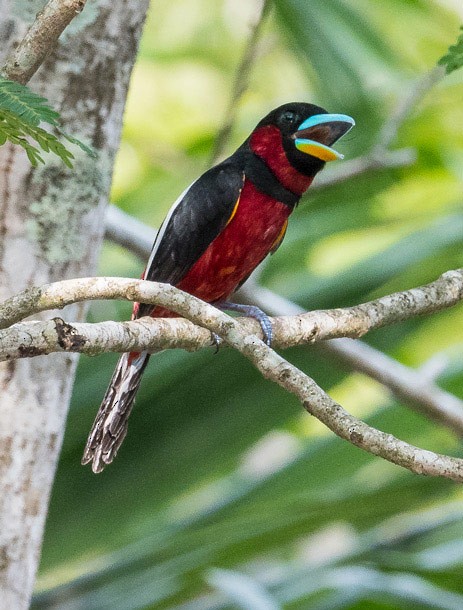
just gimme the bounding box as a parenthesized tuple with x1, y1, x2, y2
(294, 113, 355, 162)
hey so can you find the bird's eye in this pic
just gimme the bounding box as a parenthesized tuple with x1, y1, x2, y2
(279, 111, 297, 127)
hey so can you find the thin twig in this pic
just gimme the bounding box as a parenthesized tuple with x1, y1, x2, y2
(210, 0, 271, 164)
(1, 0, 87, 84)
(105, 205, 155, 259)
(312, 148, 416, 190)
(374, 65, 446, 153)
(1, 275, 463, 481)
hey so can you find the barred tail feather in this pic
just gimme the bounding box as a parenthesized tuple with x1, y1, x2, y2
(82, 351, 150, 473)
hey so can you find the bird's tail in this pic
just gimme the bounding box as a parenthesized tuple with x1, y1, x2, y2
(82, 351, 150, 473)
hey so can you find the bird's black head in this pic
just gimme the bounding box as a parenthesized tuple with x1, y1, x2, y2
(254, 102, 355, 176)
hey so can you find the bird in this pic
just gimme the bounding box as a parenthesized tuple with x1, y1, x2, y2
(82, 102, 354, 473)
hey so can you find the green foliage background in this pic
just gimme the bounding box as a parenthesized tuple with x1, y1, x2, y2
(34, 1, 463, 608)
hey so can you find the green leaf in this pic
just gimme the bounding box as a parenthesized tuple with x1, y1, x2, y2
(0, 108, 75, 167)
(438, 26, 463, 74)
(0, 78, 95, 167)
(0, 77, 60, 126)
(59, 128, 98, 159)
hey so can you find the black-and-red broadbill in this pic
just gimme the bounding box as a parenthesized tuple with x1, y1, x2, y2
(83, 102, 354, 472)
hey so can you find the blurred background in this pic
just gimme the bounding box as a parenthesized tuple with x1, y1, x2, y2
(34, 0, 463, 608)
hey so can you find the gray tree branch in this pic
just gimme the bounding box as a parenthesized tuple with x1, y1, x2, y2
(375, 65, 446, 152)
(1, 0, 88, 84)
(210, 0, 271, 164)
(1, 274, 463, 481)
(1, 269, 462, 350)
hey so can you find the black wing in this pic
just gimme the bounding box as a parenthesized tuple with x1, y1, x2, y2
(138, 162, 244, 316)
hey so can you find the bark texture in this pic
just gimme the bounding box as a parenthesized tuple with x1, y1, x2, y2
(0, 1, 149, 605)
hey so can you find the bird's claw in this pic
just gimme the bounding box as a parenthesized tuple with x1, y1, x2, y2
(214, 301, 273, 346)
(210, 332, 223, 354)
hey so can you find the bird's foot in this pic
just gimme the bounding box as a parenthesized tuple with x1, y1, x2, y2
(215, 301, 273, 346)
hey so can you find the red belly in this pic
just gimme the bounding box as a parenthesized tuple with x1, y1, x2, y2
(147, 181, 291, 319)
(176, 181, 291, 302)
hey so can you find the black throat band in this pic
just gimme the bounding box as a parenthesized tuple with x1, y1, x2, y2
(242, 152, 300, 209)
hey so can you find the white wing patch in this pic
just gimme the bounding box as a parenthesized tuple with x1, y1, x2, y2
(145, 180, 197, 274)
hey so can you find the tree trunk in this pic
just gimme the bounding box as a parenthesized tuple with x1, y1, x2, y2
(0, 1, 149, 605)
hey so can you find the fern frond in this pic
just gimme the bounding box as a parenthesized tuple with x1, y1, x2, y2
(0, 78, 60, 126)
(0, 109, 74, 167)
(0, 78, 95, 167)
